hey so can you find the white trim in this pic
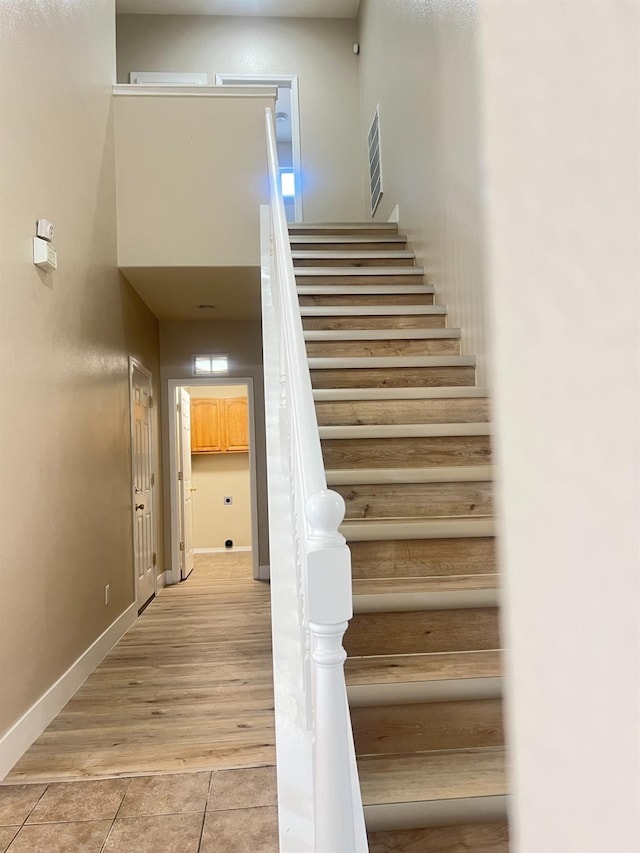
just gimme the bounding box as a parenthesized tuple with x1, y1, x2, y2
(353, 588, 499, 613)
(305, 328, 460, 341)
(258, 564, 271, 581)
(0, 603, 136, 780)
(326, 465, 494, 485)
(193, 546, 252, 554)
(129, 357, 157, 609)
(341, 516, 496, 541)
(348, 677, 503, 707)
(308, 355, 476, 369)
(313, 386, 489, 400)
(364, 795, 507, 832)
(216, 73, 303, 222)
(300, 305, 446, 316)
(113, 84, 277, 100)
(387, 204, 400, 224)
(130, 71, 208, 86)
(167, 377, 261, 583)
(297, 285, 434, 296)
(295, 265, 424, 276)
(319, 422, 490, 439)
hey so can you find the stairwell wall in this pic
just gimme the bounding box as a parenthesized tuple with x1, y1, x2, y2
(357, 0, 490, 385)
(0, 0, 162, 774)
(116, 13, 366, 223)
(478, 1, 640, 849)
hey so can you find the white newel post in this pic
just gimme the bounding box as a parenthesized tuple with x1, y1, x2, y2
(305, 489, 356, 853)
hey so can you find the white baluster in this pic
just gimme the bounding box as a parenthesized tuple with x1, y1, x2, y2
(306, 489, 355, 853)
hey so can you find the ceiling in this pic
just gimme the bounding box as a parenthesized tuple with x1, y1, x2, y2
(121, 266, 262, 321)
(116, 0, 360, 17)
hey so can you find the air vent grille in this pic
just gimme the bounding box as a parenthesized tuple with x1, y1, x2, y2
(368, 105, 383, 215)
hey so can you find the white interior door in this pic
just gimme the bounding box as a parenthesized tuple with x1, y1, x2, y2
(179, 388, 195, 580)
(131, 362, 155, 609)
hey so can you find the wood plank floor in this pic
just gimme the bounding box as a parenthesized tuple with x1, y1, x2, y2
(6, 554, 275, 783)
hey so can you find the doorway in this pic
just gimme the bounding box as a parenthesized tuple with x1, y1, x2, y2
(129, 358, 156, 611)
(167, 378, 260, 584)
(215, 73, 303, 222)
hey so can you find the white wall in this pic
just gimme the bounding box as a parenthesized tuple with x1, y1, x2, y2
(188, 385, 252, 550)
(357, 0, 489, 384)
(116, 14, 365, 222)
(114, 88, 274, 268)
(0, 0, 161, 771)
(478, 2, 640, 850)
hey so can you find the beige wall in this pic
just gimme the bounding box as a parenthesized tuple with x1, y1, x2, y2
(160, 319, 268, 568)
(116, 14, 365, 222)
(0, 1, 161, 756)
(188, 386, 252, 550)
(478, 1, 640, 849)
(357, 0, 489, 384)
(114, 89, 274, 268)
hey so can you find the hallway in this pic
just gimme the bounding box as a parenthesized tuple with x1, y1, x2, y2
(0, 553, 277, 850)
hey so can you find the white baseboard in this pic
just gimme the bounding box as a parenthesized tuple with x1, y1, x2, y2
(0, 602, 137, 781)
(259, 563, 271, 580)
(193, 546, 252, 554)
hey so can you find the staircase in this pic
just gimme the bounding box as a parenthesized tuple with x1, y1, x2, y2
(290, 222, 509, 851)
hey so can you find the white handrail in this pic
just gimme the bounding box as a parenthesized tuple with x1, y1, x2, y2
(264, 109, 326, 498)
(263, 107, 368, 852)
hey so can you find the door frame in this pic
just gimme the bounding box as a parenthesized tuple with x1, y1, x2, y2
(167, 377, 261, 583)
(128, 357, 156, 609)
(215, 72, 303, 222)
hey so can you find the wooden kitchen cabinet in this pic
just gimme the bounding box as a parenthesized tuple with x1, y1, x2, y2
(191, 397, 248, 454)
(224, 397, 249, 452)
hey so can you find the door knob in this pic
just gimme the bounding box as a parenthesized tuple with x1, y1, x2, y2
(135, 504, 145, 511)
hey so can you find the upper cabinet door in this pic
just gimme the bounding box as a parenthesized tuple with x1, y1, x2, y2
(224, 398, 249, 453)
(190, 399, 224, 453)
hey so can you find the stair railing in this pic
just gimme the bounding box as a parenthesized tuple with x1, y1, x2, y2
(262, 107, 367, 852)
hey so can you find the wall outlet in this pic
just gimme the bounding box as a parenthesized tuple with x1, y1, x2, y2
(223, 496, 233, 505)
(104, 584, 110, 605)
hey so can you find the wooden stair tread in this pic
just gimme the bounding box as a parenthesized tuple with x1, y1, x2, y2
(358, 748, 507, 806)
(345, 650, 502, 686)
(367, 822, 509, 853)
(352, 575, 499, 596)
(289, 223, 506, 832)
(341, 517, 495, 541)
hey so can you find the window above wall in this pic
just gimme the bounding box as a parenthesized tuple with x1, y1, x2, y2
(193, 354, 229, 376)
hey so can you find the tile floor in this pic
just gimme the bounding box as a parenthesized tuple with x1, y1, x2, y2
(0, 766, 277, 852)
